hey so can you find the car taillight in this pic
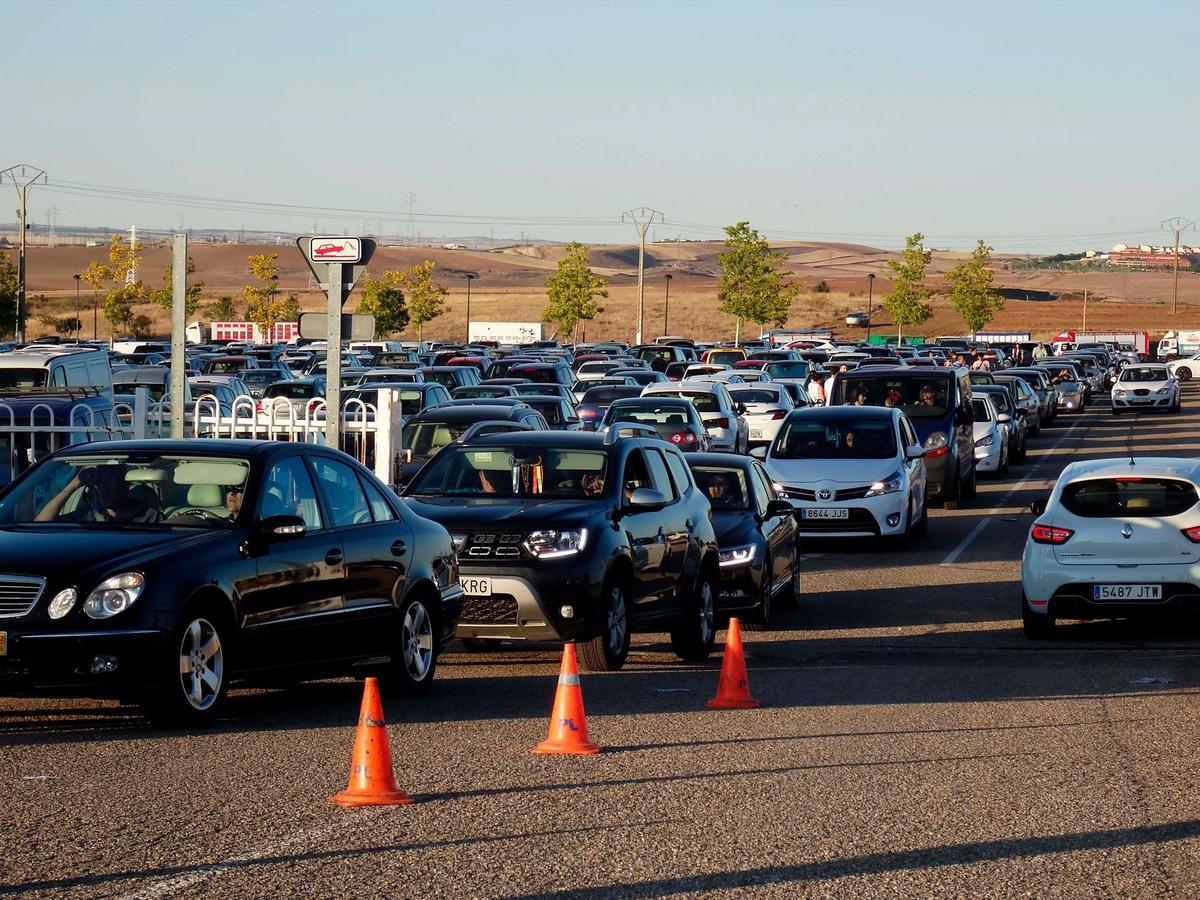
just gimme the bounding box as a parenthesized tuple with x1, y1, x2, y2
(578, 407, 598, 418)
(1182, 526, 1200, 543)
(925, 445, 949, 458)
(770, 410, 787, 420)
(709, 417, 729, 429)
(1031, 524, 1073, 544)
(670, 431, 697, 445)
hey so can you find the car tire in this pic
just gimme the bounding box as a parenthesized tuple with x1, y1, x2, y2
(889, 501, 914, 550)
(141, 604, 231, 727)
(744, 555, 773, 632)
(460, 637, 502, 652)
(670, 569, 717, 661)
(382, 594, 439, 695)
(913, 497, 929, 536)
(998, 447, 1009, 477)
(1177, 366, 1192, 382)
(942, 472, 961, 511)
(579, 576, 631, 672)
(961, 466, 977, 502)
(1022, 597, 1056, 639)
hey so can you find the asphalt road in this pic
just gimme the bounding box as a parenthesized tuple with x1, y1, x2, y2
(7, 386, 1200, 898)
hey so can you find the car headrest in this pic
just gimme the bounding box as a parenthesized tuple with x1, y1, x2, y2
(186, 483, 223, 507)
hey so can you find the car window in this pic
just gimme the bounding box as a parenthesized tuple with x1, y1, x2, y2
(643, 448, 676, 500)
(664, 448, 693, 494)
(747, 465, 770, 516)
(360, 475, 397, 521)
(1060, 478, 1198, 519)
(651, 391, 717, 412)
(311, 457, 371, 528)
(972, 399, 991, 421)
(259, 456, 323, 530)
(693, 466, 750, 511)
(774, 415, 897, 460)
(622, 450, 653, 500)
(900, 416, 918, 447)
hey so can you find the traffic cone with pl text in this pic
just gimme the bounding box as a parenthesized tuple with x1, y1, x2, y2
(706, 616, 760, 709)
(331, 677, 414, 806)
(533, 642, 600, 755)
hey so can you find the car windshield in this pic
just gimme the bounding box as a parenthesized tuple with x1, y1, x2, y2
(115, 380, 167, 401)
(763, 361, 810, 379)
(516, 383, 561, 397)
(241, 371, 282, 385)
(839, 377, 950, 417)
(1061, 478, 1198, 518)
(0, 453, 250, 528)
(1119, 367, 1168, 383)
(402, 421, 470, 455)
(407, 446, 609, 499)
(692, 466, 750, 511)
(605, 402, 695, 426)
(265, 384, 317, 399)
(706, 351, 744, 365)
(511, 367, 558, 384)
(526, 400, 563, 424)
(649, 391, 718, 412)
(774, 416, 897, 459)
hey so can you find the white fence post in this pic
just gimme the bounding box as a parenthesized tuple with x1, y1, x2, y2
(374, 391, 400, 486)
(133, 387, 148, 440)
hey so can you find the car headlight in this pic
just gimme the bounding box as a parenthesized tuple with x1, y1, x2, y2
(719, 544, 755, 568)
(924, 431, 947, 451)
(1156, 387, 1170, 395)
(975, 434, 994, 447)
(450, 532, 467, 552)
(1113, 389, 1127, 397)
(83, 573, 144, 619)
(47, 587, 78, 620)
(523, 528, 588, 559)
(865, 470, 904, 497)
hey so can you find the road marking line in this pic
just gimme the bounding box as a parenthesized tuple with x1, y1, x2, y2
(939, 412, 1089, 567)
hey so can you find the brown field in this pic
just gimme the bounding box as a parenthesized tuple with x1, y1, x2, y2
(16, 240, 1200, 343)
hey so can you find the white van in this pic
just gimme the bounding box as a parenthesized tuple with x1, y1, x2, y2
(0, 348, 114, 396)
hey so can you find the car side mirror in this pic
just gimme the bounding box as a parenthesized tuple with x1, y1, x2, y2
(735, 403, 747, 414)
(255, 514, 306, 541)
(996, 413, 1012, 423)
(1029, 497, 1047, 516)
(764, 498, 792, 519)
(628, 487, 669, 511)
(749, 446, 767, 460)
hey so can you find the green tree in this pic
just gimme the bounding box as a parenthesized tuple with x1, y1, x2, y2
(129, 314, 154, 338)
(717, 221, 800, 343)
(280, 294, 302, 323)
(82, 236, 148, 341)
(150, 256, 204, 316)
(243, 253, 285, 334)
(946, 240, 1005, 336)
(401, 260, 448, 341)
(55, 316, 83, 337)
(357, 272, 409, 335)
(541, 241, 607, 341)
(883, 232, 934, 341)
(0, 251, 17, 337)
(205, 295, 239, 321)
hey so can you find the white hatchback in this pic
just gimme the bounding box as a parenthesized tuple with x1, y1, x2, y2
(1110, 364, 1180, 415)
(727, 383, 796, 448)
(1021, 458, 1200, 637)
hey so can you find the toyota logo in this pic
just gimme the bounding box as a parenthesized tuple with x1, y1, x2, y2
(817, 489, 833, 501)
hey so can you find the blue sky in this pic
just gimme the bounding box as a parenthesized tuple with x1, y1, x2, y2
(6, 0, 1197, 251)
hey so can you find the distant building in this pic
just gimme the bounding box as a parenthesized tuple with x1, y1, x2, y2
(1108, 243, 1199, 268)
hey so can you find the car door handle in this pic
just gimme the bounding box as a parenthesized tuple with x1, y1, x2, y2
(390, 540, 407, 556)
(325, 549, 344, 566)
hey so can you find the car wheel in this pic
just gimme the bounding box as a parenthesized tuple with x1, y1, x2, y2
(1022, 596, 1056, 639)
(460, 637, 502, 652)
(942, 472, 961, 511)
(384, 595, 438, 695)
(890, 500, 914, 550)
(778, 543, 801, 609)
(961, 466, 977, 502)
(999, 445, 1010, 476)
(141, 605, 230, 727)
(913, 496, 929, 536)
(1177, 366, 1192, 382)
(579, 576, 631, 672)
(670, 570, 717, 661)
(744, 555, 773, 632)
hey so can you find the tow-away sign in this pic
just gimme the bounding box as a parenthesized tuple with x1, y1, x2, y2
(307, 237, 362, 263)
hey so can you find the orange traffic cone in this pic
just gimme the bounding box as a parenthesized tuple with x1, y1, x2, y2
(706, 617, 761, 709)
(533, 643, 600, 755)
(331, 677, 414, 807)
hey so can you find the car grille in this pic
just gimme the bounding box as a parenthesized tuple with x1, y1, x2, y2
(461, 595, 519, 624)
(780, 485, 871, 502)
(0, 576, 47, 619)
(1134, 389, 1150, 397)
(462, 533, 527, 559)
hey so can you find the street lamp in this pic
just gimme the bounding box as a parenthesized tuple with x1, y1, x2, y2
(464, 273, 476, 342)
(663, 273, 672, 336)
(866, 273, 876, 342)
(72, 274, 81, 340)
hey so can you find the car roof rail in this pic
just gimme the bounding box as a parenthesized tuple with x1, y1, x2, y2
(457, 420, 533, 443)
(603, 422, 660, 444)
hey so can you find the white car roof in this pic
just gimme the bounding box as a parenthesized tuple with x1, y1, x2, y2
(1058, 457, 1200, 484)
(645, 381, 722, 394)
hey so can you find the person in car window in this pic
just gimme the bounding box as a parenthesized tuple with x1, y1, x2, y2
(852, 388, 869, 406)
(916, 384, 938, 406)
(844, 431, 857, 450)
(582, 473, 604, 498)
(36, 465, 163, 524)
(225, 486, 243, 519)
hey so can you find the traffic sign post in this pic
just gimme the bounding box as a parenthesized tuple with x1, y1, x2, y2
(296, 236, 376, 448)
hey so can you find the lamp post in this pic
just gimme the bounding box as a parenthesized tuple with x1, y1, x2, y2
(866, 273, 876, 342)
(72, 274, 81, 340)
(464, 273, 475, 343)
(92, 287, 99, 341)
(663, 273, 672, 336)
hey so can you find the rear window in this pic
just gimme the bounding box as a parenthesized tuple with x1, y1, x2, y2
(1060, 478, 1198, 518)
(582, 387, 639, 404)
(730, 389, 779, 404)
(763, 361, 810, 379)
(649, 391, 717, 412)
(265, 384, 316, 399)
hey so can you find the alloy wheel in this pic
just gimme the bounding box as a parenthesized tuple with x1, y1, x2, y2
(178, 617, 224, 712)
(402, 601, 434, 682)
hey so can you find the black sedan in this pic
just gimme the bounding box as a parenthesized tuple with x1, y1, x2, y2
(687, 453, 801, 630)
(0, 440, 463, 725)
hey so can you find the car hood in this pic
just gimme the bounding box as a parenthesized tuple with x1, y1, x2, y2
(0, 526, 228, 584)
(403, 496, 596, 531)
(767, 457, 898, 485)
(972, 422, 995, 441)
(711, 511, 759, 547)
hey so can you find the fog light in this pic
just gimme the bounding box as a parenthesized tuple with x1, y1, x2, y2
(90, 655, 119, 674)
(887, 513, 901, 527)
(560, 605, 575, 619)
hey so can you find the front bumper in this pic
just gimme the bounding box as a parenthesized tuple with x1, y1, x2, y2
(454, 562, 606, 642)
(974, 440, 1003, 472)
(717, 557, 764, 615)
(0, 626, 169, 693)
(1112, 392, 1174, 410)
(1056, 391, 1083, 410)
(778, 489, 906, 537)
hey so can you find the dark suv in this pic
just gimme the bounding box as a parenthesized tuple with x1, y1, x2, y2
(403, 430, 720, 671)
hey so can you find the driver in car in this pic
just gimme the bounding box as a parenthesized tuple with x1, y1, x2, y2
(36, 464, 163, 524)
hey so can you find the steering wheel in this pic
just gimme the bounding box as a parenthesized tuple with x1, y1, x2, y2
(170, 507, 225, 522)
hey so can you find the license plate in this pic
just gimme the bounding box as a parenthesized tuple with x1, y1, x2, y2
(1093, 584, 1162, 601)
(461, 577, 492, 597)
(802, 508, 849, 520)
(750, 430, 763, 439)
(0, 632, 6, 656)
